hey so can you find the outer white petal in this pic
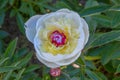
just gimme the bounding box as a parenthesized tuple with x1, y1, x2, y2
(35, 9, 72, 30)
(25, 15, 41, 43)
(56, 8, 71, 13)
(36, 14, 49, 30)
(55, 51, 81, 66)
(81, 18, 89, 45)
(36, 52, 60, 68)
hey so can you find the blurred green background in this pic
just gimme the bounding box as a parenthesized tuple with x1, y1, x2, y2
(0, 0, 120, 80)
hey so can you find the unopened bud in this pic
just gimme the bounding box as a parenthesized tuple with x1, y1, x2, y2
(50, 67, 61, 77)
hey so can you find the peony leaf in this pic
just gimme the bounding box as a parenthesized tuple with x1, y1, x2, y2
(113, 77, 120, 80)
(24, 64, 40, 73)
(86, 61, 97, 70)
(15, 68, 25, 80)
(17, 52, 33, 67)
(0, 66, 20, 73)
(16, 12, 25, 34)
(80, 5, 111, 17)
(4, 38, 18, 58)
(9, 0, 14, 5)
(0, 57, 9, 66)
(95, 72, 107, 80)
(92, 15, 111, 28)
(0, 0, 8, 9)
(104, 62, 116, 73)
(0, 9, 5, 26)
(86, 68, 101, 80)
(91, 31, 120, 47)
(0, 30, 9, 39)
(110, 5, 120, 11)
(115, 64, 120, 74)
(3, 71, 12, 80)
(85, 0, 99, 8)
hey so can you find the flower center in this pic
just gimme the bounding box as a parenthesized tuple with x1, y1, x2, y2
(50, 30, 67, 47)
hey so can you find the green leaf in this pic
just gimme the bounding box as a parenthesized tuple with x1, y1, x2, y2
(86, 61, 96, 70)
(71, 77, 80, 80)
(80, 5, 111, 17)
(4, 38, 18, 57)
(68, 68, 80, 76)
(115, 64, 120, 74)
(92, 15, 111, 27)
(9, 0, 14, 5)
(0, 57, 9, 66)
(3, 71, 12, 80)
(104, 62, 116, 73)
(110, 5, 120, 11)
(0, 0, 8, 9)
(19, 2, 29, 14)
(24, 64, 40, 73)
(0, 66, 19, 73)
(17, 53, 33, 67)
(10, 9, 16, 17)
(111, 0, 120, 5)
(95, 72, 107, 80)
(0, 9, 5, 26)
(62, 72, 72, 80)
(113, 77, 120, 80)
(0, 40, 3, 54)
(0, 30, 9, 39)
(54, 1, 72, 10)
(79, 68, 85, 80)
(111, 12, 120, 28)
(77, 55, 85, 65)
(112, 60, 120, 68)
(16, 12, 25, 34)
(86, 69, 101, 80)
(91, 31, 120, 47)
(85, 17, 97, 33)
(28, 3, 35, 16)
(85, 0, 99, 8)
(87, 42, 120, 65)
(19, 2, 35, 16)
(13, 48, 28, 61)
(100, 42, 120, 65)
(15, 68, 25, 80)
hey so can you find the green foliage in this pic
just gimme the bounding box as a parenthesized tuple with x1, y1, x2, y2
(0, 0, 120, 80)
(0, 38, 40, 80)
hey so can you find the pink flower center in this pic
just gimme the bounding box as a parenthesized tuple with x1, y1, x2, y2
(50, 30, 67, 47)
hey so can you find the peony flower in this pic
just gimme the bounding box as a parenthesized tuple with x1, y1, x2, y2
(24, 9, 89, 68)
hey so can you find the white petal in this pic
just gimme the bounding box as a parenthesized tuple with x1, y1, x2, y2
(35, 9, 73, 30)
(36, 52, 60, 68)
(36, 14, 49, 30)
(33, 9, 87, 67)
(56, 8, 71, 13)
(25, 15, 41, 43)
(64, 11, 82, 28)
(34, 17, 85, 63)
(55, 51, 81, 66)
(81, 18, 89, 45)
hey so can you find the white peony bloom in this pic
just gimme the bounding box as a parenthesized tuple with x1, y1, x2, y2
(24, 9, 89, 68)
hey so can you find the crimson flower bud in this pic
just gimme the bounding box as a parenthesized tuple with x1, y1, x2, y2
(50, 67, 61, 77)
